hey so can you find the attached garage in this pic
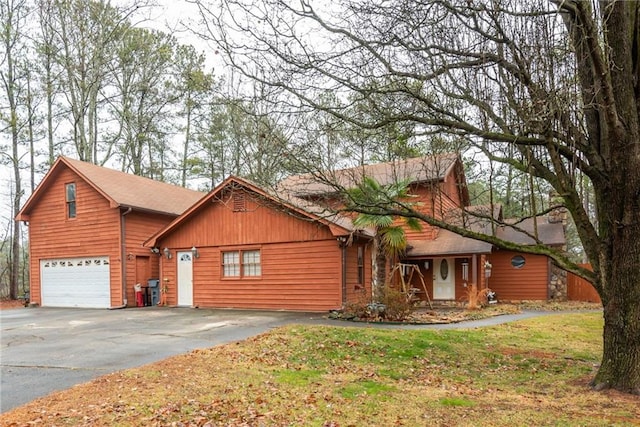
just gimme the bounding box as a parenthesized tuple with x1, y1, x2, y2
(40, 257, 111, 308)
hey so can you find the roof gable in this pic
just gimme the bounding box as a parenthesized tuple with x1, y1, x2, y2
(278, 153, 463, 197)
(145, 175, 372, 247)
(17, 157, 205, 220)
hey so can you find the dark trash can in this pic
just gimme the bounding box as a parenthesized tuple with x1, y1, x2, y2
(147, 279, 160, 306)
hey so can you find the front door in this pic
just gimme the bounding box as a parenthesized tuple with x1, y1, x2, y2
(177, 251, 193, 306)
(433, 258, 455, 300)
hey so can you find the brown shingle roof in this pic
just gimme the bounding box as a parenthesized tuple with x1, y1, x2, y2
(278, 153, 460, 196)
(407, 230, 493, 256)
(18, 157, 205, 219)
(498, 217, 566, 246)
(406, 215, 565, 258)
(62, 157, 205, 215)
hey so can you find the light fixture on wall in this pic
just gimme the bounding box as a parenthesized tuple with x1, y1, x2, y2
(462, 258, 469, 281)
(163, 247, 172, 259)
(424, 260, 430, 270)
(151, 247, 160, 255)
(191, 246, 200, 258)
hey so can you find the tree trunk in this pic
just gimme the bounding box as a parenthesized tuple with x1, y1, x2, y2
(374, 234, 387, 300)
(593, 257, 640, 394)
(593, 156, 640, 393)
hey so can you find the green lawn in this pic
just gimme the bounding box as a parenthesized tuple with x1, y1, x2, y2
(2, 312, 639, 426)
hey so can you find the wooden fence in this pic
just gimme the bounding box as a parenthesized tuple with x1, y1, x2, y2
(566, 263, 601, 303)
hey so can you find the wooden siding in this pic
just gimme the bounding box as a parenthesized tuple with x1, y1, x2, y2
(567, 264, 601, 303)
(157, 189, 358, 311)
(168, 240, 343, 311)
(25, 167, 123, 307)
(123, 212, 174, 306)
(161, 189, 336, 249)
(25, 167, 176, 308)
(344, 242, 373, 305)
(486, 250, 549, 300)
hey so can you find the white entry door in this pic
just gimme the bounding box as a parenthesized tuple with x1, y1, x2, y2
(177, 251, 193, 306)
(433, 258, 455, 300)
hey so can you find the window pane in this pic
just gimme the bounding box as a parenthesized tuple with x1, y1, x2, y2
(222, 252, 240, 277)
(66, 183, 76, 218)
(440, 259, 449, 280)
(243, 250, 261, 277)
(357, 246, 364, 284)
(511, 255, 526, 269)
(67, 202, 76, 218)
(66, 183, 76, 201)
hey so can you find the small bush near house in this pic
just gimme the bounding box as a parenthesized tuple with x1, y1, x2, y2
(462, 282, 492, 310)
(377, 285, 414, 320)
(335, 285, 414, 322)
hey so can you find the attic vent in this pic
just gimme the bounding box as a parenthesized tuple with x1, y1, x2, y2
(233, 192, 246, 212)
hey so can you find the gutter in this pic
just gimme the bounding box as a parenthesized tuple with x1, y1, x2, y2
(118, 207, 133, 309)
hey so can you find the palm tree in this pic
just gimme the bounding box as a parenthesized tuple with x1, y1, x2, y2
(348, 177, 422, 297)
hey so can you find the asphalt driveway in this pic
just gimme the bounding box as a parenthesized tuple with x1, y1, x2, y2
(0, 307, 325, 412)
(1, 306, 554, 413)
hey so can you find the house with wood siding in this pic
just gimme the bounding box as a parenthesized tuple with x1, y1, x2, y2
(279, 154, 567, 303)
(17, 154, 565, 310)
(144, 176, 373, 311)
(16, 157, 204, 308)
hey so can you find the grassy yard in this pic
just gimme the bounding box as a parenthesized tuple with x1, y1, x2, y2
(2, 312, 639, 426)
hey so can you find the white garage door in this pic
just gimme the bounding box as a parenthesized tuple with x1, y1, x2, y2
(40, 257, 111, 308)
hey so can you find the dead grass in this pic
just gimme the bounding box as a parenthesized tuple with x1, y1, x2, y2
(0, 299, 26, 310)
(2, 311, 638, 426)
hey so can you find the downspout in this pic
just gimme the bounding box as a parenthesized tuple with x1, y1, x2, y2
(339, 237, 347, 307)
(112, 207, 133, 310)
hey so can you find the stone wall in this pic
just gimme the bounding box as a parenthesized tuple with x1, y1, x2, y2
(549, 262, 568, 300)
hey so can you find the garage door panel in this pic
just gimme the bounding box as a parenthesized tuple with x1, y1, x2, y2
(40, 257, 111, 308)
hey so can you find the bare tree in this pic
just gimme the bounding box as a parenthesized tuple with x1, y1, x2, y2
(194, 0, 640, 393)
(0, 0, 30, 300)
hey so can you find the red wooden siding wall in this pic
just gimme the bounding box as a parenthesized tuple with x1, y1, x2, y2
(123, 212, 174, 306)
(158, 189, 369, 311)
(26, 167, 123, 306)
(186, 241, 341, 310)
(344, 243, 372, 305)
(485, 250, 549, 300)
(567, 264, 601, 303)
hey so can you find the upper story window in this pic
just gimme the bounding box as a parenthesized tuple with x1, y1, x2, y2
(65, 183, 76, 219)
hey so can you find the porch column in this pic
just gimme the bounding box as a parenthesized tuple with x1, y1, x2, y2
(472, 254, 478, 288)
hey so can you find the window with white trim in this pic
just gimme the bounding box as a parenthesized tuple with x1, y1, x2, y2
(242, 250, 261, 276)
(222, 252, 240, 277)
(222, 249, 261, 278)
(65, 183, 76, 219)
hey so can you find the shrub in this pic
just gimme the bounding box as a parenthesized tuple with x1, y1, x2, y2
(378, 286, 413, 321)
(462, 282, 491, 310)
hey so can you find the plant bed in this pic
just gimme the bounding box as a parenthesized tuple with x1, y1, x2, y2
(330, 301, 601, 324)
